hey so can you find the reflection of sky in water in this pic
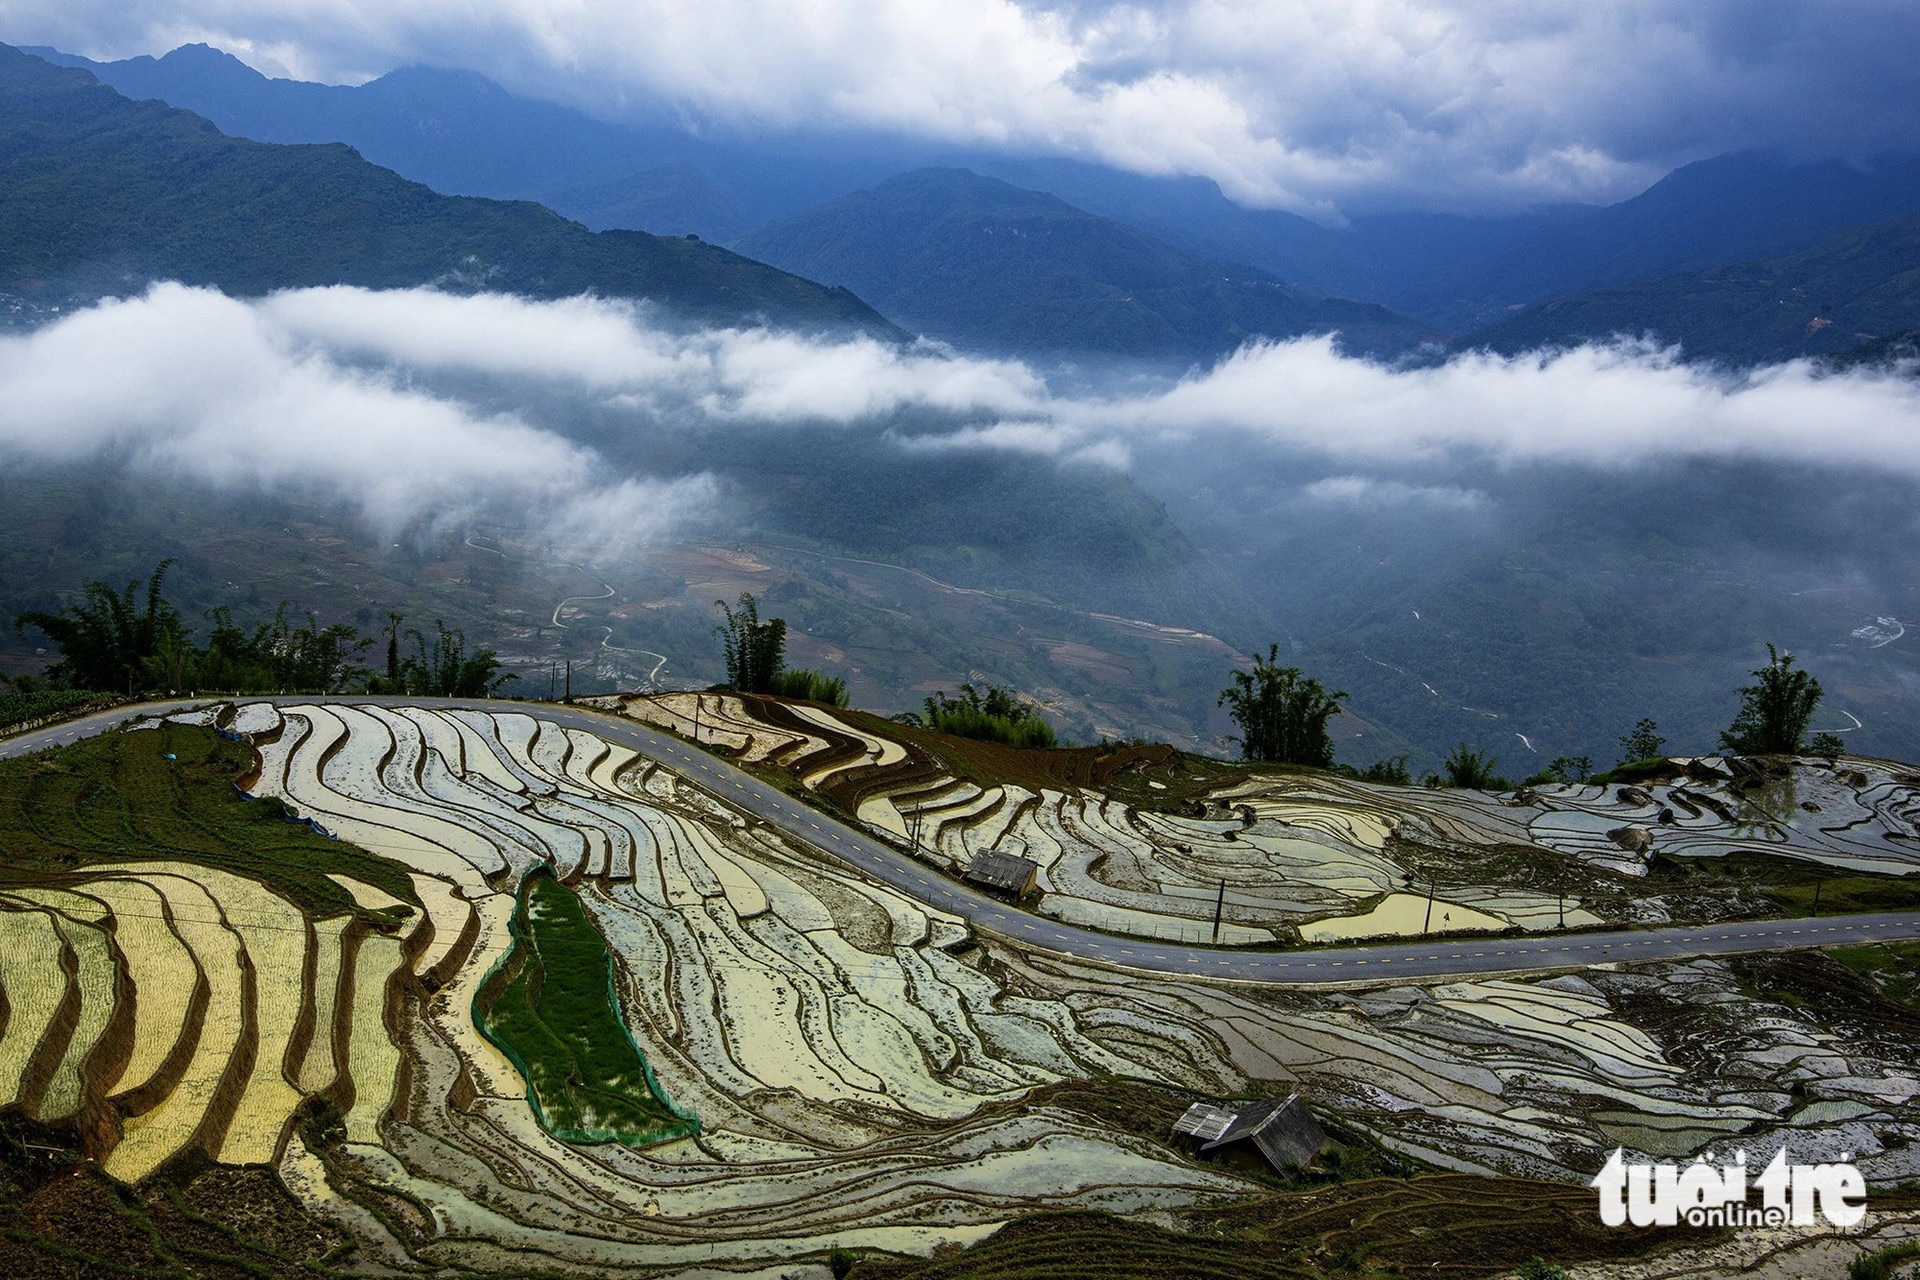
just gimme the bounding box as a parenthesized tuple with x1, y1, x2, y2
(1734, 775, 1797, 840)
(1525, 761, 1920, 877)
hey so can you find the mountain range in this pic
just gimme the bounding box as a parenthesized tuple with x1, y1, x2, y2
(28, 40, 1920, 361)
(0, 44, 894, 335)
(733, 169, 1434, 361)
(3, 42, 1920, 768)
(1465, 213, 1920, 364)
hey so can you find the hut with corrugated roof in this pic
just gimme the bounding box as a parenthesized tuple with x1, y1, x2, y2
(963, 849, 1039, 898)
(1171, 1093, 1327, 1173)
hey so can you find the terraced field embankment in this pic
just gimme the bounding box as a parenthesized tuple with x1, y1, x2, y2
(600, 692, 1920, 947)
(6, 698, 1920, 1279)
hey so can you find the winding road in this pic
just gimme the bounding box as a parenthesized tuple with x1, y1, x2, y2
(11, 696, 1920, 986)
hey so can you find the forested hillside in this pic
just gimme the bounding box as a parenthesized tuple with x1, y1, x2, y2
(733, 168, 1433, 360)
(0, 44, 899, 334)
(1463, 214, 1920, 364)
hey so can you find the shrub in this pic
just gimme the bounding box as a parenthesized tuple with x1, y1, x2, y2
(0, 688, 110, 732)
(1443, 742, 1504, 789)
(910, 683, 1057, 748)
(1359, 755, 1412, 785)
(768, 668, 849, 706)
(1849, 1239, 1920, 1280)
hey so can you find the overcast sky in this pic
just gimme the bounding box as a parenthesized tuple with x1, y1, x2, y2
(5, 1, 1918, 217)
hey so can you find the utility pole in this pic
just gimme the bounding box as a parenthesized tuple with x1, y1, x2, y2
(1811, 876, 1824, 918)
(548, 663, 555, 701)
(564, 660, 571, 702)
(1211, 879, 1226, 944)
(691, 693, 702, 744)
(1423, 877, 1437, 934)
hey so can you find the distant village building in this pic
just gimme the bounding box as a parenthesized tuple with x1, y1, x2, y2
(1172, 1094, 1328, 1174)
(962, 849, 1039, 898)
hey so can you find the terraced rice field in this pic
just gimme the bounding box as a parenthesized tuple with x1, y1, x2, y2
(227, 702, 1920, 1265)
(1517, 755, 1920, 875)
(0, 855, 420, 1184)
(9, 698, 1920, 1277)
(599, 692, 1617, 942)
(601, 693, 1920, 941)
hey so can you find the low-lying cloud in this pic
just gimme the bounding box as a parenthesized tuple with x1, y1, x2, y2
(1077, 337, 1920, 475)
(1300, 476, 1488, 512)
(0, 284, 717, 553)
(7, 285, 1920, 553)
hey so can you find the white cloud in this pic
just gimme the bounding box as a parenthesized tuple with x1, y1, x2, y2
(0, 284, 717, 551)
(1082, 336, 1920, 475)
(831, 331, 1920, 482)
(1301, 476, 1486, 511)
(265, 287, 1046, 421)
(9, 1, 1919, 215)
(9, 286, 1920, 551)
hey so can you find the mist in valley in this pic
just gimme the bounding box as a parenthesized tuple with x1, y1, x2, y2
(3, 281, 1918, 771)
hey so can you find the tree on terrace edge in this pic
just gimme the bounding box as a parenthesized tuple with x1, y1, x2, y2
(1720, 644, 1823, 756)
(1217, 646, 1346, 767)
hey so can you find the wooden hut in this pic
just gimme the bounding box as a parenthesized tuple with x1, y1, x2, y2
(963, 850, 1040, 898)
(1172, 1094, 1327, 1173)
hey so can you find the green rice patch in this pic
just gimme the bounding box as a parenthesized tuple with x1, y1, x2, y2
(473, 868, 697, 1146)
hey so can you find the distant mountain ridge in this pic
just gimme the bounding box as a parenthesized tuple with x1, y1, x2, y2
(22, 42, 922, 237)
(1463, 213, 1920, 365)
(732, 168, 1434, 360)
(34, 41, 1920, 342)
(0, 44, 899, 335)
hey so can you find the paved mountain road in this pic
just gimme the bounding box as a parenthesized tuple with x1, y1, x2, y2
(11, 696, 1920, 985)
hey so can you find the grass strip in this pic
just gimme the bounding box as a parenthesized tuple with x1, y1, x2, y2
(0, 722, 416, 920)
(473, 867, 697, 1146)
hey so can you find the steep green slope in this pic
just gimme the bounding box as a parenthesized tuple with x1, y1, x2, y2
(1464, 213, 1920, 364)
(733, 168, 1433, 360)
(0, 44, 899, 334)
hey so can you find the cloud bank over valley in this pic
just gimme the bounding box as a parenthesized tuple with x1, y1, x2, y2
(5, 282, 1920, 763)
(6, 284, 1920, 536)
(0, 285, 718, 555)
